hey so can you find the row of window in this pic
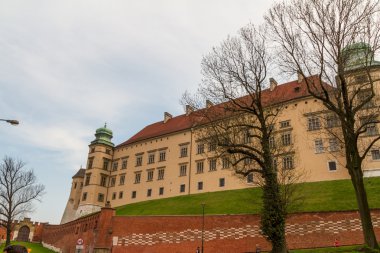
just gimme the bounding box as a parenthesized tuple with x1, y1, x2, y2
(314, 138, 339, 153)
(84, 154, 297, 187)
(308, 115, 378, 135)
(83, 158, 344, 203)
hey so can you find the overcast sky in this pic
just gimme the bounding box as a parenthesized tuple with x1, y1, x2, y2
(0, 0, 275, 223)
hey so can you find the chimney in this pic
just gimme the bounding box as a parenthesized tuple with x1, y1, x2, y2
(297, 71, 304, 83)
(269, 78, 278, 91)
(164, 112, 172, 123)
(185, 105, 194, 115)
(206, 100, 214, 108)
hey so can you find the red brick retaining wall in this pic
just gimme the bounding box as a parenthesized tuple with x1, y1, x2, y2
(41, 208, 380, 253)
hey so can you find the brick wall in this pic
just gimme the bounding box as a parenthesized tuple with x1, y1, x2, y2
(41, 209, 380, 253)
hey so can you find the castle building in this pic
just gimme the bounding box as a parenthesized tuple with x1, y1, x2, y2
(61, 43, 380, 224)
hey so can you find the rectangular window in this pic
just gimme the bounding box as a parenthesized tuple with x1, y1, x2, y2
(119, 191, 123, 199)
(87, 158, 94, 169)
(371, 150, 380, 160)
(308, 116, 321, 131)
(131, 191, 137, 199)
(280, 120, 290, 128)
(360, 117, 378, 136)
(148, 153, 155, 164)
(112, 192, 116, 200)
(112, 162, 118, 171)
(158, 168, 165, 180)
(326, 114, 339, 128)
(358, 89, 374, 108)
(103, 159, 110, 170)
(209, 159, 217, 171)
(136, 156, 143, 166)
(243, 130, 251, 143)
(282, 156, 294, 170)
(244, 157, 252, 165)
(82, 192, 87, 201)
(222, 157, 230, 169)
(272, 157, 278, 171)
(109, 177, 116, 187)
(197, 143, 205, 154)
(119, 174, 125, 185)
(219, 178, 225, 187)
(329, 138, 339, 152)
(247, 173, 254, 183)
(147, 170, 154, 181)
(196, 161, 204, 174)
(180, 146, 188, 157)
(269, 136, 275, 149)
(100, 175, 107, 187)
(208, 142, 217, 152)
(135, 172, 141, 184)
(281, 132, 291, 146)
(121, 159, 128, 170)
(180, 164, 187, 176)
(73, 182, 77, 189)
(98, 193, 104, 202)
(147, 189, 152, 197)
(180, 184, 186, 193)
(366, 123, 378, 136)
(198, 181, 203, 190)
(159, 187, 164, 195)
(159, 150, 166, 161)
(314, 139, 324, 153)
(328, 161, 337, 171)
(355, 74, 369, 84)
(85, 174, 91, 186)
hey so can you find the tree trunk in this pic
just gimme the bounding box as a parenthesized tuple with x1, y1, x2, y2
(6, 219, 12, 246)
(349, 165, 379, 249)
(261, 170, 287, 253)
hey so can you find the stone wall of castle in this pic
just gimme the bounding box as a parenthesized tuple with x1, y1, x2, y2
(40, 207, 380, 253)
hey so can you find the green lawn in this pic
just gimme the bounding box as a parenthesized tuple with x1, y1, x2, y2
(0, 241, 56, 253)
(116, 177, 380, 215)
(290, 245, 380, 253)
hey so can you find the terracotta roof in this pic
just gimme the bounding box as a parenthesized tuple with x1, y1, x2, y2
(72, 168, 85, 179)
(117, 77, 321, 147)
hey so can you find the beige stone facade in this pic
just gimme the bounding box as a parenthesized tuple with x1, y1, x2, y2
(61, 68, 380, 224)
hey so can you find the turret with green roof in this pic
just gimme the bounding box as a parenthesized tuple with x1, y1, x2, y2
(91, 123, 114, 147)
(343, 42, 380, 71)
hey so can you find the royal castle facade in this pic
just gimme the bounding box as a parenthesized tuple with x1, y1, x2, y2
(60, 43, 380, 224)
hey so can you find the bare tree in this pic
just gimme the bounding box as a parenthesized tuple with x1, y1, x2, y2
(183, 24, 299, 253)
(266, 0, 380, 249)
(0, 156, 45, 246)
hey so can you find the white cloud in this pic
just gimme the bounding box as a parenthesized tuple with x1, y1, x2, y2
(0, 0, 274, 223)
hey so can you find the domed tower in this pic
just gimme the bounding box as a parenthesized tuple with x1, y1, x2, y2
(343, 42, 380, 70)
(75, 124, 115, 218)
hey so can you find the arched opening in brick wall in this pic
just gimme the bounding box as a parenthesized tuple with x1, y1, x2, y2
(17, 226, 30, 242)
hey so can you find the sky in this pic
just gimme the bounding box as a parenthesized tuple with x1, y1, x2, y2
(0, 0, 275, 224)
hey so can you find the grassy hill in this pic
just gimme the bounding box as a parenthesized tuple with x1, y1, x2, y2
(116, 177, 380, 216)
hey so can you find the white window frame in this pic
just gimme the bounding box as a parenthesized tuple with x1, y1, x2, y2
(314, 139, 324, 154)
(327, 160, 338, 172)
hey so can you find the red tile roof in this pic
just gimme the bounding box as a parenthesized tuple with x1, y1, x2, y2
(117, 77, 320, 147)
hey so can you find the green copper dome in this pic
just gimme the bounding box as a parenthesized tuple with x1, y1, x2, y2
(91, 123, 114, 147)
(343, 42, 380, 70)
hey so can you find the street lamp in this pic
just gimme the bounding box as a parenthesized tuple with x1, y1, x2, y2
(0, 119, 19, 126)
(201, 203, 205, 253)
